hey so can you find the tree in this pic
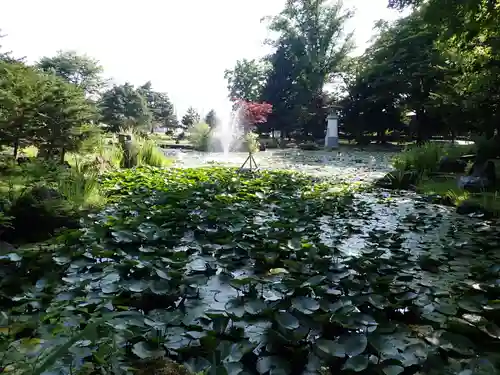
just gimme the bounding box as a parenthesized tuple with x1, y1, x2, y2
(99, 83, 152, 133)
(35, 74, 96, 161)
(260, 36, 306, 137)
(0, 61, 43, 157)
(224, 59, 268, 102)
(204, 109, 218, 128)
(264, 0, 354, 137)
(181, 107, 200, 129)
(37, 50, 105, 96)
(138, 81, 178, 132)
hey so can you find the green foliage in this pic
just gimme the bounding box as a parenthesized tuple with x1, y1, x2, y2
(224, 59, 269, 102)
(2, 167, 500, 374)
(392, 142, 472, 175)
(181, 107, 201, 129)
(136, 138, 173, 168)
(204, 109, 217, 128)
(243, 132, 259, 153)
(138, 81, 178, 132)
(0, 60, 96, 159)
(188, 122, 211, 151)
(99, 83, 152, 133)
(36, 50, 105, 96)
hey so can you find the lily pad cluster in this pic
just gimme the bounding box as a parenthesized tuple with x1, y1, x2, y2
(1, 167, 500, 374)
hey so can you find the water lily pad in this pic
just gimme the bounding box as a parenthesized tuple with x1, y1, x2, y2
(316, 339, 345, 358)
(342, 355, 370, 372)
(339, 333, 368, 357)
(132, 341, 160, 359)
(291, 296, 319, 314)
(382, 365, 404, 375)
(244, 299, 267, 315)
(275, 311, 299, 330)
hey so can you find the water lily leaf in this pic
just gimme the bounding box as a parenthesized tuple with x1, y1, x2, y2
(458, 299, 483, 313)
(439, 332, 476, 356)
(101, 272, 120, 284)
(224, 362, 244, 375)
(339, 334, 368, 357)
(383, 365, 404, 375)
(268, 268, 289, 275)
(422, 311, 447, 324)
(292, 296, 319, 314)
(275, 312, 299, 330)
(301, 275, 326, 287)
(316, 339, 345, 357)
(132, 341, 158, 359)
(101, 283, 118, 294)
(287, 239, 301, 250)
(112, 230, 136, 243)
(256, 356, 286, 374)
(342, 355, 369, 372)
(368, 294, 386, 309)
(435, 301, 458, 316)
(480, 322, 500, 339)
(128, 280, 148, 292)
(155, 269, 170, 280)
(244, 299, 267, 315)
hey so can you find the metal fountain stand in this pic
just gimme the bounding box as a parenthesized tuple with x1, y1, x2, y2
(239, 149, 258, 172)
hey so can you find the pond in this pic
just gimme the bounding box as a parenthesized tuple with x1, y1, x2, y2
(164, 149, 393, 183)
(4, 151, 500, 374)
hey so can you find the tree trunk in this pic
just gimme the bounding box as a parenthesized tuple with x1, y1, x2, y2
(60, 148, 66, 164)
(13, 139, 19, 159)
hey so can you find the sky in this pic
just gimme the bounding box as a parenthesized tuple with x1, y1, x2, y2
(0, 0, 404, 124)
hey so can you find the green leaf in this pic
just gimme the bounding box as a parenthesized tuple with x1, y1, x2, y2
(275, 311, 299, 330)
(316, 339, 345, 357)
(292, 296, 319, 314)
(301, 275, 326, 287)
(383, 365, 404, 375)
(155, 269, 170, 280)
(244, 299, 267, 315)
(342, 355, 369, 372)
(339, 334, 368, 357)
(287, 239, 301, 250)
(132, 341, 157, 359)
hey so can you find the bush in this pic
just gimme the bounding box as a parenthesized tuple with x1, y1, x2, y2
(243, 132, 260, 153)
(188, 122, 211, 151)
(392, 142, 474, 175)
(137, 139, 173, 167)
(4, 185, 79, 243)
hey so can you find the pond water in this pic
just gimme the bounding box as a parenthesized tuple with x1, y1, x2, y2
(163, 148, 500, 334)
(164, 149, 393, 183)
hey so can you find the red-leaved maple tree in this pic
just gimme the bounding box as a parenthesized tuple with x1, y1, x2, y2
(234, 99, 273, 129)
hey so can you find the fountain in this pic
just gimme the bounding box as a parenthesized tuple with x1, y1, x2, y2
(209, 102, 245, 156)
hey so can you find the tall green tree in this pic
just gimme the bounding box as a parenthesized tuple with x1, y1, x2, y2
(99, 83, 152, 133)
(264, 0, 354, 137)
(35, 74, 96, 161)
(138, 81, 178, 132)
(224, 59, 268, 101)
(37, 50, 105, 96)
(181, 107, 200, 129)
(0, 61, 43, 157)
(204, 109, 218, 128)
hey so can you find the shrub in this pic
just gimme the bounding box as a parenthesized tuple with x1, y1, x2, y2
(243, 132, 259, 153)
(188, 122, 211, 151)
(4, 185, 79, 243)
(137, 139, 173, 167)
(392, 142, 474, 175)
